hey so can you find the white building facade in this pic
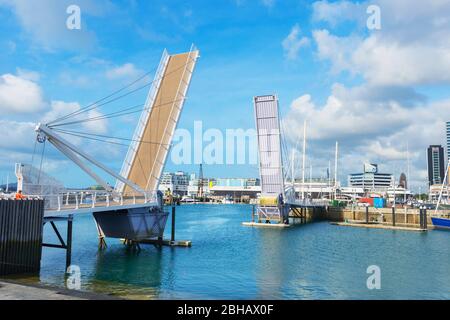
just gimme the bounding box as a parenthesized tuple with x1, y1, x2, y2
(158, 171, 190, 196)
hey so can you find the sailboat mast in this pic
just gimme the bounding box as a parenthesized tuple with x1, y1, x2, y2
(291, 149, 295, 186)
(334, 141, 338, 200)
(302, 120, 307, 200)
(435, 163, 449, 213)
(406, 141, 410, 189)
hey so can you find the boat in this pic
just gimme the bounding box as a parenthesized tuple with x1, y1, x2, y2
(431, 217, 450, 230)
(180, 196, 196, 203)
(222, 195, 234, 204)
(430, 164, 450, 230)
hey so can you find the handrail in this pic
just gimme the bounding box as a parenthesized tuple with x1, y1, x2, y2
(18, 190, 159, 212)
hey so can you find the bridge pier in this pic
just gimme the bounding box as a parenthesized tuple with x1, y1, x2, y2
(135, 205, 192, 248)
(42, 215, 74, 272)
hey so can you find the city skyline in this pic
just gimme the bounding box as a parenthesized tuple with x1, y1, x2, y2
(0, 1, 449, 192)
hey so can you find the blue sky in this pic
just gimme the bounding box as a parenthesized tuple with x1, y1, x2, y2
(0, 0, 449, 191)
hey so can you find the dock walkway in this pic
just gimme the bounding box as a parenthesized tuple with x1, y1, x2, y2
(0, 280, 119, 300)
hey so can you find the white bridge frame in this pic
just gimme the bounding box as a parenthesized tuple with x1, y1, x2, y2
(34, 124, 157, 217)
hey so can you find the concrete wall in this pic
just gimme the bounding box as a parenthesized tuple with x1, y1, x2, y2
(326, 207, 450, 228)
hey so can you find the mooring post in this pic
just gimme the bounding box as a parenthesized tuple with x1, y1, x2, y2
(365, 206, 369, 223)
(66, 214, 73, 271)
(419, 207, 424, 229)
(392, 206, 396, 226)
(424, 208, 427, 230)
(171, 205, 176, 243)
(418, 207, 422, 228)
(252, 205, 255, 223)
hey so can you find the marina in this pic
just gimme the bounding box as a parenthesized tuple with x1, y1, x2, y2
(3, 204, 450, 300)
(0, 1, 450, 303)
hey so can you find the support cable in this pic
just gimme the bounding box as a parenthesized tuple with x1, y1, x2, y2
(28, 139, 38, 178)
(47, 69, 156, 126)
(49, 103, 145, 128)
(53, 128, 170, 147)
(48, 57, 195, 126)
(49, 98, 185, 128)
(37, 141, 46, 185)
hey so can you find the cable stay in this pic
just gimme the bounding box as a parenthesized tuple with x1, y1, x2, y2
(49, 98, 185, 128)
(47, 69, 156, 126)
(49, 103, 146, 128)
(47, 57, 196, 127)
(52, 128, 171, 147)
(35, 123, 147, 197)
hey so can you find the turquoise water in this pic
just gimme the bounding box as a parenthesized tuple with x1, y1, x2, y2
(36, 204, 450, 299)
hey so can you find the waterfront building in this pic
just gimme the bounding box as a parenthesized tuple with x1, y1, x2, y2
(214, 178, 260, 188)
(427, 145, 445, 186)
(187, 174, 215, 197)
(429, 184, 449, 202)
(294, 178, 337, 199)
(348, 163, 394, 191)
(207, 178, 261, 201)
(158, 171, 190, 196)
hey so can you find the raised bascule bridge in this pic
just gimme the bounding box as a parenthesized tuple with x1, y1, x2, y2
(18, 46, 199, 252)
(243, 95, 328, 228)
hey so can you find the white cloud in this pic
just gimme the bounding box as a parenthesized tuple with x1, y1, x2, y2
(313, 29, 361, 75)
(282, 83, 450, 188)
(0, 73, 46, 113)
(43, 101, 108, 134)
(311, 0, 450, 85)
(0, 120, 35, 151)
(359, 141, 407, 161)
(314, 30, 450, 85)
(83, 109, 108, 134)
(42, 100, 81, 124)
(0, 0, 113, 51)
(106, 63, 141, 80)
(300, 0, 450, 189)
(282, 24, 310, 60)
(312, 0, 365, 26)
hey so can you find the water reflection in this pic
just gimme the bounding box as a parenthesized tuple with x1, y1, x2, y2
(90, 245, 163, 298)
(255, 228, 287, 299)
(34, 205, 450, 299)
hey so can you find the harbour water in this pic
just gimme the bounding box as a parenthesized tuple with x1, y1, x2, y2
(17, 204, 450, 299)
